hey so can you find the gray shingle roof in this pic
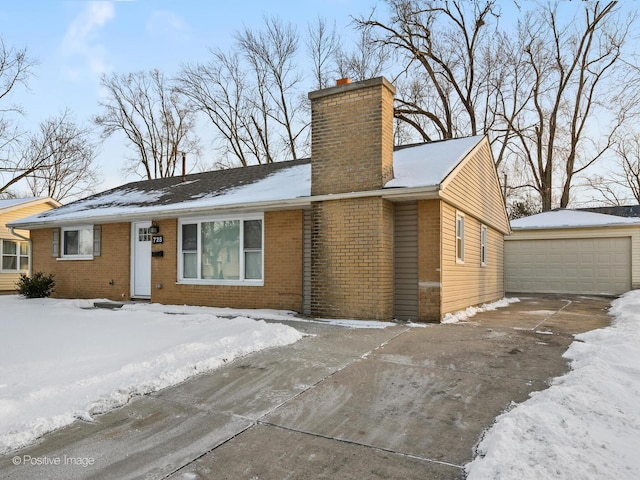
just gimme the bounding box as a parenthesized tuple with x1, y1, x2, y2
(9, 135, 486, 228)
(70, 158, 311, 210)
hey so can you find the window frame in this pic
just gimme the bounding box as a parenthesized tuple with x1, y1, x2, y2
(455, 212, 465, 264)
(60, 225, 95, 260)
(480, 224, 488, 267)
(177, 213, 264, 286)
(1, 239, 29, 273)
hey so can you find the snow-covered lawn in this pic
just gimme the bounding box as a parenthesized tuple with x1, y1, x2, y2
(466, 290, 640, 479)
(0, 296, 304, 454)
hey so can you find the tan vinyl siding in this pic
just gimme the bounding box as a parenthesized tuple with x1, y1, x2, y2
(394, 202, 418, 320)
(1, 203, 56, 239)
(506, 225, 640, 291)
(441, 202, 504, 316)
(417, 199, 442, 321)
(440, 139, 510, 235)
(1, 202, 57, 292)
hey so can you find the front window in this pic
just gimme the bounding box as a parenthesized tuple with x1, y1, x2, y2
(179, 215, 263, 284)
(1, 240, 29, 272)
(62, 226, 93, 258)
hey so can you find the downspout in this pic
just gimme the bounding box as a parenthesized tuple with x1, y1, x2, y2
(9, 227, 32, 276)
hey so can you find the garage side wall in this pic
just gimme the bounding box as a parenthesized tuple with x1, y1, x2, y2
(440, 202, 505, 316)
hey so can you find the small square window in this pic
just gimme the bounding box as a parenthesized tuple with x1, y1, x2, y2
(138, 227, 151, 242)
(62, 226, 94, 258)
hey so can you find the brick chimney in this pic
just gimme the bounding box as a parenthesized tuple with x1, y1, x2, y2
(308, 77, 396, 195)
(308, 77, 396, 321)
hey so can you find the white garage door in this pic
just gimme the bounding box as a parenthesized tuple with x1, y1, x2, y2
(505, 237, 631, 295)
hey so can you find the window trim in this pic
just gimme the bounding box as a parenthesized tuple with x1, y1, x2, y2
(455, 212, 465, 264)
(480, 224, 488, 267)
(1, 239, 29, 273)
(177, 213, 264, 286)
(60, 225, 95, 260)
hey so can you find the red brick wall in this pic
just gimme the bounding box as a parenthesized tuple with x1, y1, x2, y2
(31, 223, 132, 300)
(151, 210, 304, 311)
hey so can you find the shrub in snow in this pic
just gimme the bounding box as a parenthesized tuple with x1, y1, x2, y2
(16, 272, 56, 298)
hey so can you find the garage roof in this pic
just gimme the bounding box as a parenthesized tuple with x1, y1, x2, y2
(511, 209, 640, 230)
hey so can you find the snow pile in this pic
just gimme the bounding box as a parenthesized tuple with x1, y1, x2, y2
(0, 296, 303, 454)
(441, 297, 520, 324)
(466, 290, 640, 479)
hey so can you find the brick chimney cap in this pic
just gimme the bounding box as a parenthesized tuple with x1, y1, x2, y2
(308, 76, 396, 100)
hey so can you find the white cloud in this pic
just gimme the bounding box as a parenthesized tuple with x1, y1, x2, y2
(146, 10, 191, 41)
(59, 1, 116, 80)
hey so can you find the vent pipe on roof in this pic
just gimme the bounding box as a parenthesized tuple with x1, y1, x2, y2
(182, 152, 186, 182)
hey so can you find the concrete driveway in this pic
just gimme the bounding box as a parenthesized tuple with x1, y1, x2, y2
(0, 295, 612, 479)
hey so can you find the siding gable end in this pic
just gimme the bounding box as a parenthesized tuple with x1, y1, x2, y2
(439, 138, 510, 234)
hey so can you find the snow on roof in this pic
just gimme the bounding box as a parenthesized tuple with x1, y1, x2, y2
(11, 163, 312, 226)
(10, 135, 483, 227)
(385, 135, 484, 188)
(511, 209, 640, 230)
(0, 197, 43, 210)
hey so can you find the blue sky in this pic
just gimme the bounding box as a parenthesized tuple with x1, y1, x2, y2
(0, 1, 636, 204)
(0, 0, 378, 191)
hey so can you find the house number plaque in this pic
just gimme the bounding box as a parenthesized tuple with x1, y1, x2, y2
(152, 235, 164, 244)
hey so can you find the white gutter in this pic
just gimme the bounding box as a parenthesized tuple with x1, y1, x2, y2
(9, 185, 442, 229)
(9, 227, 32, 276)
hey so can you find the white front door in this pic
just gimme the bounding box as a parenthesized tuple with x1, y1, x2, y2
(132, 222, 152, 298)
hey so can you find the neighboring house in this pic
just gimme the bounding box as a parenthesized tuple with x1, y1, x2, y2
(579, 205, 640, 218)
(0, 197, 60, 292)
(9, 77, 510, 321)
(506, 209, 640, 296)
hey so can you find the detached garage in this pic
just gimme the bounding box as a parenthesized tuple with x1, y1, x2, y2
(505, 209, 640, 295)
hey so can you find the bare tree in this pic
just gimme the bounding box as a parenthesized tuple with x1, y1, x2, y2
(588, 131, 640, 205)
(357, 0, 498, 141)
(497, 1, 634, 210)
(179, 51, 261, 167)
(0, 38, 37, 196)
(235, 17, 307, 161)
(335, 24, 390, 82)
(95, 69, 200, 180)
(1, 111, 100, 201)
(24, 111, 100, 201)
(0, 38, 35, 144)
(615, 135, 640, 203)
(306, 17, 340, 90)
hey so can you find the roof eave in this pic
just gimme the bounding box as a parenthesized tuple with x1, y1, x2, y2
(10, 185, 444, 229)
(509, 223, 640, 233)
(0, 197, 61, 216)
